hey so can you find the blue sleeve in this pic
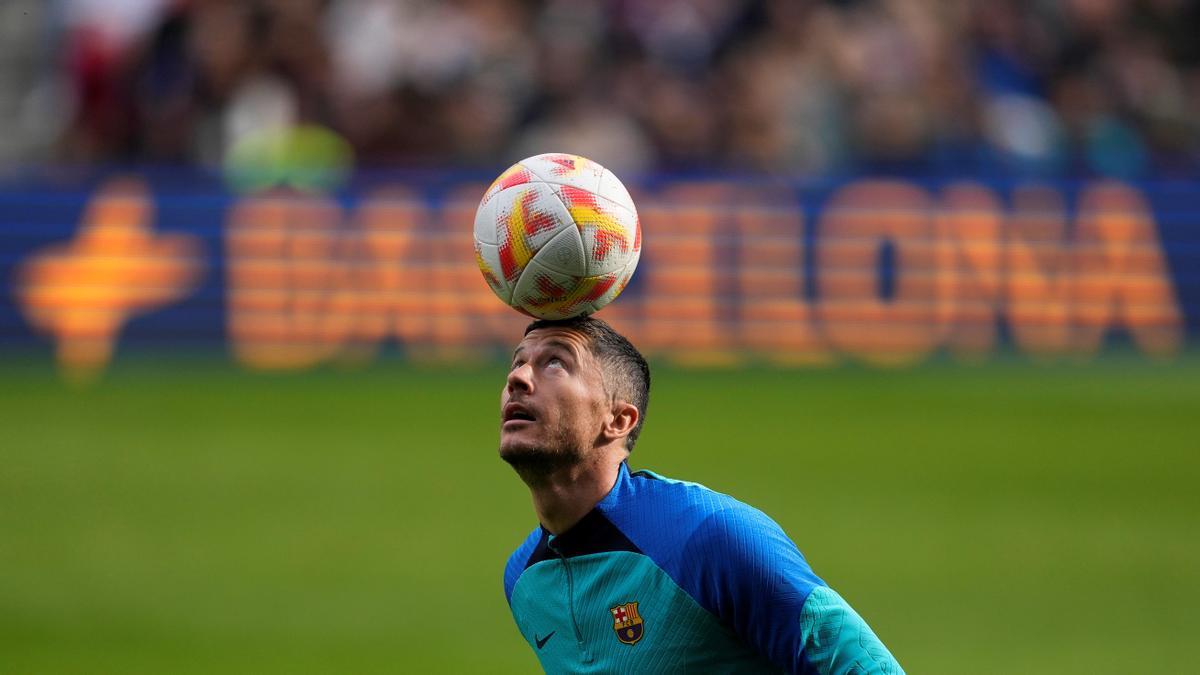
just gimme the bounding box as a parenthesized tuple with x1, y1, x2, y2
(680, 508, 903, 674)
(677, 505, 823, 672)
(599, 470, 902, 673)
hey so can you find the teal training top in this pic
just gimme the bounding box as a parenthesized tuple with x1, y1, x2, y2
(504, 463, 904, 673)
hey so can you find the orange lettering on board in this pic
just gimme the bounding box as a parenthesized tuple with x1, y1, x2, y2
(425, 185, 528, 361)
(937, 183, 1003, 361)
(816, 181, 941, 366)
(1072, 182, 1182, 357)
(226, 192, 352, 370)
(735, 186, 831, 365)
(1006, 186, 1073, 358)
(350, 188, 432, 350)
(638, 183, 735, 365)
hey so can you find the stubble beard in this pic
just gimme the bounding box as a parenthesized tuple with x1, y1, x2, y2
(500, 422, 587, 484)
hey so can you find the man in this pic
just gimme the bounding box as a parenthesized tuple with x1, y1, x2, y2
(501, 315, 903, 673)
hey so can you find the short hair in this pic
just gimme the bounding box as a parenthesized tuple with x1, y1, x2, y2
(524, 316, 651, 452)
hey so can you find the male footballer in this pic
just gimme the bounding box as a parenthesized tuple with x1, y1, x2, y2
(500, 315, 904, 673)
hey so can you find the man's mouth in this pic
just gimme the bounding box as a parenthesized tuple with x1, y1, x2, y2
(502, 402, 537, 428)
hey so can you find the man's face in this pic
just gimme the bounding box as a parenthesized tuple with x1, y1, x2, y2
(500, 327, 610, 471)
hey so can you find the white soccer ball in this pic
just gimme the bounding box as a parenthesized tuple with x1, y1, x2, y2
(473, 153, 641, 320)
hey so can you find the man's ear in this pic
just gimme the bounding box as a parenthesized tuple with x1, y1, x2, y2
(602, 400, 639, 444)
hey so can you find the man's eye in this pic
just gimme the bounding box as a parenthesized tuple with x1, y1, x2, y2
(546, 357, 565, 369)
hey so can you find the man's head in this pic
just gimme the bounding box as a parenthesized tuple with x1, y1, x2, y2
(499, 316, 650, 476)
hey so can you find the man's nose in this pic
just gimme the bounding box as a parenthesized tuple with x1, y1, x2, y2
(506, 362, 534, 394)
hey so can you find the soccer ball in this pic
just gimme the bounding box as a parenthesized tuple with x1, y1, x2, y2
(473, 153, 641, 320)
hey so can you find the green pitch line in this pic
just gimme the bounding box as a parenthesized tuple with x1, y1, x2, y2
(0, 358, 1197, 674)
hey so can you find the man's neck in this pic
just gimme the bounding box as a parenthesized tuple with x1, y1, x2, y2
(521, 454, 623, 535)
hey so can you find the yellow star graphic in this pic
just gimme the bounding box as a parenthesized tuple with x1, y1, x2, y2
(14, 177, 205, 383)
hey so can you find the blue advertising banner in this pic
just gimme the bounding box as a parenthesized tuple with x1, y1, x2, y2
(1, 169, 1196, 378)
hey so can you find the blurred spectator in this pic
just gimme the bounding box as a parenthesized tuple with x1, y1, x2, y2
(0, 0, 1196, 176)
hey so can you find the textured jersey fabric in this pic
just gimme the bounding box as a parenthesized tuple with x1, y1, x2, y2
(504, 462, 904, 673)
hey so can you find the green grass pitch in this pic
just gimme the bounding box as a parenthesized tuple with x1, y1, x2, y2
(1, 357, 1198, 673)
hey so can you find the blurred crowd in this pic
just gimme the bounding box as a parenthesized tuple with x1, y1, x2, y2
(1, 0, 1198, 176)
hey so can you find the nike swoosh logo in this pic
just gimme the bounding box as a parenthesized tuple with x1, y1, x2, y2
(535, 631, 556, 649)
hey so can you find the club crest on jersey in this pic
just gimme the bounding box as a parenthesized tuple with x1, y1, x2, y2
(609, 602, 644, 645)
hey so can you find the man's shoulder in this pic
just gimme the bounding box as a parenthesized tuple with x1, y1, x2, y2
(605, 466, 823, 631)
(599, 467, 796, 569)
(503, 526, 544, 605)
(612, 467, 773, 535)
